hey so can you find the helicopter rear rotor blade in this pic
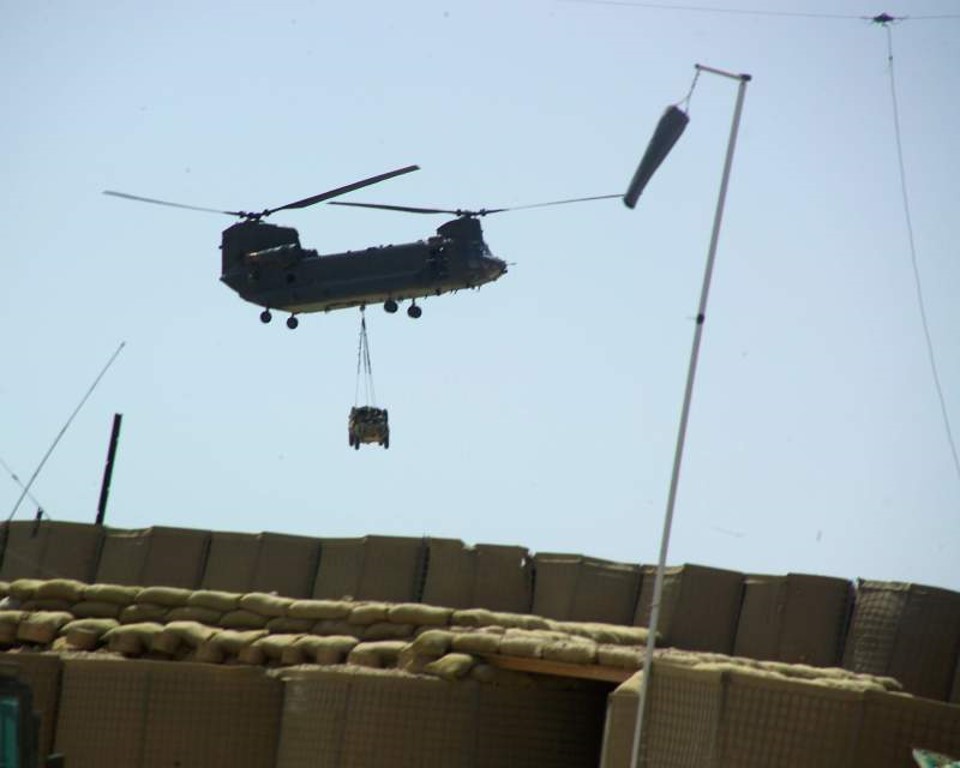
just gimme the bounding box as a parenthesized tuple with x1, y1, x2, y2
(501, 193, 621, 211)
(265, 165, 420, 215)
(102, 190, 241, 217)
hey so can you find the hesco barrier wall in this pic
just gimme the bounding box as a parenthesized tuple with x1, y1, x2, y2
(602, 658, 960, 768)
(1, 520, 959, 702)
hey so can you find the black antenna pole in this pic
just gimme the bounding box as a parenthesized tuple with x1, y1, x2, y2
(95, 413, 123, 526)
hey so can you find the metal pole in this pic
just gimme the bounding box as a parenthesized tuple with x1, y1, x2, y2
(628, 69, 750, 768)
(96, 413, 123, 526)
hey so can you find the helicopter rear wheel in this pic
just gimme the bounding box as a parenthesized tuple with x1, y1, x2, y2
(384, 299, 398, 314)
(407, 303, 422, 319)
(260, 310, 272, 324)
(286, 315, 299, 330)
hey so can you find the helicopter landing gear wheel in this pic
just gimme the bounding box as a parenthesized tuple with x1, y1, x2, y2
(286, 315, 299, 330)
(260, 310, 272, 324)
(407, 303, 422, 319)
(384, 299, 398, 314)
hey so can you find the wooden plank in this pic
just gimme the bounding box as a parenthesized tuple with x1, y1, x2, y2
(481, 654, 634, 683)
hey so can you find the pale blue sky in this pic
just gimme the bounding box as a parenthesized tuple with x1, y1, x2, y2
(2, 1, 958, 590)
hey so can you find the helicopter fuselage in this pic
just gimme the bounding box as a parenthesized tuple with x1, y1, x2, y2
(218, 217, 507, 316)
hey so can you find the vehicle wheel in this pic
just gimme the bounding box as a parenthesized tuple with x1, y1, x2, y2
(407, 304, 422, 319)
(286, 316, 299, 330)
(384, 299, 398, 314)
(260, 310, 272, 324)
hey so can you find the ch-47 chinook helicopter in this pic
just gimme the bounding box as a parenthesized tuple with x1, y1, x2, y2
(104, 165, 618, 328)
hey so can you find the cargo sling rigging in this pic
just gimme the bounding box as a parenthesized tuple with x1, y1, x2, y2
(354, 310, 377, 408)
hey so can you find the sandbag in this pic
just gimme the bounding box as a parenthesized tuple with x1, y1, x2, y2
(17, 610, 73, 645)
(287, 599, 352, 621)
(187, 589, 241, 612)
(71, 600, 123, 619)
(84, 583, 141, 605)
(35, 578, 87, 603)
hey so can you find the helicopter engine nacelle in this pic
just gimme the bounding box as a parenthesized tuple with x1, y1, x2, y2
(220, 221, 301, 275)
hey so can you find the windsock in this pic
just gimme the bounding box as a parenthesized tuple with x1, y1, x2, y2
(623, 105, 689, 209)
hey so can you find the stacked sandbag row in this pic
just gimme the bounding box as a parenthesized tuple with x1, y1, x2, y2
(0, 578, 654, 680)
(602, 655, 960, 768)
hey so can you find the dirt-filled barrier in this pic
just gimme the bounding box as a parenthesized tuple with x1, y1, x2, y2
(53, 658, 282, 767)
(734, 572, 853, 667)
(602, 656, 960, 768)
(532, 553, 640, 626)
(421, 538, 532, 613)
(202, 531, 320, 598)
(633, 564, 744, 654)
(95, 527, 210, 589)
(312, 535, 426, 603)
(843, 580, 960, 700)
(0, 521, 103, 583)
(276, 665, 607, 768)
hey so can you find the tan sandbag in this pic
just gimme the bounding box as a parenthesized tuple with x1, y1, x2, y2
(186, 589, 240, 612)
(239, 592, 292, 618)
(361, 622, 414, 641)
(412, 629, 455, 656)
(499, 631, 544, 659)
(490, 611, 551, 631)
(17, 611, 74, 645)
(165, 606, 222, 626)
(136, 586, 191, 607)
(266, 617, 314, 634)
(348, 640, 406, 668)
(104, 622, 164, 656)
(71, 601, 122, 620)
(0, 582, 9, 598)
(0, 610, 26, 644)
(397, 645, 442, 674)
(257, 633, 302, 661)
(551, 620, 650, 646)
(35, 578, 87, 602)
(296, 634, 358, 665)
(9, 579, 43, 601)
(287, 599, 352, 621)
(542, 639, 597, 665)
(21, 599, 72, 613)
(348, 603, 390, 625)
(211, 628, 268, 655)
(451, 629, 503, 655)
(423, 652, 476, 681)
(597, 644, 643, 669)
(387, 603, 453, 626)
(152, 620, 218, 655)
(194, 640, 226, 664)
(84, 583, 141, 605)
(237, 640, 267, 666)
(451, 608, 498, 627)
(312, 619, 360, 638)
(62, 618, 118, 651)
(119, 603, 167, 624)
(220, 609, 268, 630)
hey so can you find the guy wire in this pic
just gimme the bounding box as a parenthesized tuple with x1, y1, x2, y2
(879, 20, 960, 488)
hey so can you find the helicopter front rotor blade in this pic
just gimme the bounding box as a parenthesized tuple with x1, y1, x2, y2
(266, 165, 420, 215)
(102, 190, 240, 216)
(328, 201, 458, 215)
